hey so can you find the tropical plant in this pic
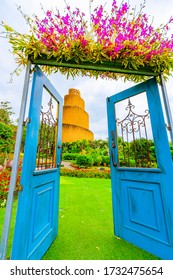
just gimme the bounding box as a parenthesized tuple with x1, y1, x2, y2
(1, 1, 173, 82)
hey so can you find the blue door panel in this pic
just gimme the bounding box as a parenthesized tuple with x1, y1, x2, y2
(32, 184, 54, 238)
(122, 225, 173, 260)
(11, 67, 62, 260)
(121, 180, 169, 244)
(27, 181, 56, 255)
(107, 77, 173, 259)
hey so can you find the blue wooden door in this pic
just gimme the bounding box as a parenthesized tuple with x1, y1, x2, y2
(11, 67, 63, 259)
(107, 77, 173, 259)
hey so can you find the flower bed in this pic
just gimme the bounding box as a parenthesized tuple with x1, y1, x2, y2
(1, 0, 173, 82)
(0, 168, 21, 208)
(60, 167, 110, 179)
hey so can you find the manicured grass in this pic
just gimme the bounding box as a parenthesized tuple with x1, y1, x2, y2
(0, 200, 17, 258)
(42, 177, 159, 260)
(0, 177, 159, 260)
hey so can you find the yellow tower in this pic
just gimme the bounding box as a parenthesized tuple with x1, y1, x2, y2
(62, 88, 94, 142)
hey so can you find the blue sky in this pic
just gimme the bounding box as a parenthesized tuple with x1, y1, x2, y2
(0, 0, 173, 139)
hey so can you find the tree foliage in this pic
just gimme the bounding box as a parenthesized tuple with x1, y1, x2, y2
(0, 122, 15, 165)
(0, 101, 16, 166)
(0, 101, 14, 125)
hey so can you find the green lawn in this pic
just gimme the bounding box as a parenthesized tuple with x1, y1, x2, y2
(43, 177, 159, 260)
(0, 177, 159, 260)
(0, 200, 17, 258)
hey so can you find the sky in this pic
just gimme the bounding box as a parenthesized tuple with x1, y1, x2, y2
(0, 0, 173, 140)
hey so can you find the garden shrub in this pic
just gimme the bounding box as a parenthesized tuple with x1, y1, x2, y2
(76, 154, 94, 167)
(101, 156, 110, 166)
(92, 154, 102, 166)
(62, 153, 78, 161)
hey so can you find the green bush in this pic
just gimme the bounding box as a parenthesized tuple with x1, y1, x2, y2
(92, 154, 102, 166)
(0, 122, 15, 154)
(76, 154, 94, 167)
(101, 156, 110, 166)
(62, 153, 78, 161)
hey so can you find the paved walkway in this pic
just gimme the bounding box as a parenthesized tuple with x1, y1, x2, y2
(61, 161, 76, 170)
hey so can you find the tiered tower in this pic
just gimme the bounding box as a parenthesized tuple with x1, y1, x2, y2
(62, 88, 94, 142)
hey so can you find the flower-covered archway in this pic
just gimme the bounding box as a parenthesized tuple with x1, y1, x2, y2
(1, 0, 173, 81)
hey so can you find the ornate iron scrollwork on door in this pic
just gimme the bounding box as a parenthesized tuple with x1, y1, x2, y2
(36, 96, 58, 170)
(116, 98, 157, 168)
